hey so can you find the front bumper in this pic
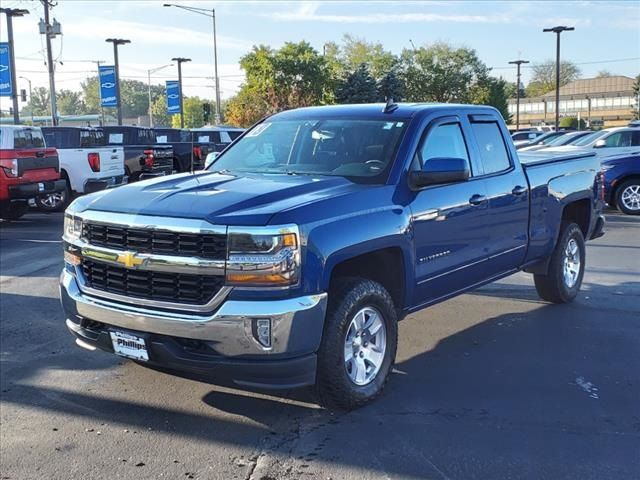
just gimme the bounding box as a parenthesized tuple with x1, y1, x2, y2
(8, 179, 66, 199)
(60, 269, 327, 388)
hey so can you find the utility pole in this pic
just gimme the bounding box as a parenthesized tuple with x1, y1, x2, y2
(543, 25, 575, 130)
(171, 57, 191, 128)
(508, 59, 529, 131)
(39, 0, 61, 126)
(147, 63, 172, 127)
(18, 76, 33, 124)
(1, 8, 28, 124)
(106, 38, 130, 125)
(163, 4, 221, 124)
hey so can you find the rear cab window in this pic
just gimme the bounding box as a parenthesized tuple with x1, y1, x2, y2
(13, 128, 45, 149)
(470, 120, 512, 175)
(80, 130, 106, 148)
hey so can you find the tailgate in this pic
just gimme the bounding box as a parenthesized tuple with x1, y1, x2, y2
(97, 147, 125, 175)
(0, 148, 60, 179)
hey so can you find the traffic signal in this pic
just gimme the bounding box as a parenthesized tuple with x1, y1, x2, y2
(202, 103, 211, 123)
(20, 89, 27, 102)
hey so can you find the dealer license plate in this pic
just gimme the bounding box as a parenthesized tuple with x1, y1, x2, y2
(109, 330, 149, 361)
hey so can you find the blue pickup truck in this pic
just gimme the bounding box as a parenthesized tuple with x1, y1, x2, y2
(61, 103, 605, 409)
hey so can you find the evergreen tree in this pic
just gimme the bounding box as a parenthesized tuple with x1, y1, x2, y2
(335, 64, 378, 104)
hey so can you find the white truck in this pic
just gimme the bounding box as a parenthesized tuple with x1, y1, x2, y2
(39, 127, 126, 211)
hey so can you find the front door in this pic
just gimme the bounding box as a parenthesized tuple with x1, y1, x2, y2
(410, 117, 490, 307)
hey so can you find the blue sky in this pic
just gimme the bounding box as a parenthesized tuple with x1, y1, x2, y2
(1, 0, 638, 103)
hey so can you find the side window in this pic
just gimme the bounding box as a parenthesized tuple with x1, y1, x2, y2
(604, 132, 631, 147)
(470, 122, 511, 175)
(416, 123, 469, 170)
(632, 131, 640, 147)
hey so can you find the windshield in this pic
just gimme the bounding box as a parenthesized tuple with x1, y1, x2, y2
(573, 130, 607, 146)
(547, 132, 584, 146)
(209, 118, 408, 183)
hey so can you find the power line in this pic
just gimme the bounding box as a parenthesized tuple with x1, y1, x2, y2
(492, 57, 640, 70)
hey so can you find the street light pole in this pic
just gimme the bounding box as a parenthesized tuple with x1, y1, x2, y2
(18, 76, 33, 124)
(543, 25, 575, 130)
(508, 59, 529, 131)
(105, 38, 130, 126)
(171, 57, 191, 128)
(147, 63, 172, 127)
(163, 4, 222, 124)
(1, 8, 29, 124)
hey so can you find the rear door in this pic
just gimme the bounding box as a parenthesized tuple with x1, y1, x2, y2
(468, 115, 529, 276)
(410, 115, 490, 306)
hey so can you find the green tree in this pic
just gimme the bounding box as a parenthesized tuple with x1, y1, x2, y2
(171, 96, 206, 128)
(559, 116, 587, 129)
(377, 69, 404, 102)
(335, 64, 378, 104)
(225, 87, 269, 128)
(24, 87, 51, 116)
(401, 42, 491, 103)
(151, 94, 171, 127)
(56, 89, 85, 115)
(339, 34, 398, 81)
(484, 77, 512, 122)
(632, 73, 640, 120)
(240, 41, 329, 114)
(81, 76, 165, 118)
(525, 60, 581, 97)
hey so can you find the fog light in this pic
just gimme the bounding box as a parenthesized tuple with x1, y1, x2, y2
(253, 319, 271, 348)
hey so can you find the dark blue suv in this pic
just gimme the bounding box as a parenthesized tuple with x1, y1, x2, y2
(602, 151, 640, 215)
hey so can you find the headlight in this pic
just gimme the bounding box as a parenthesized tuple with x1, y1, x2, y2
(600, 164, 616, 172)
(226, 226, 300, 287)
(63, 213, 83, 241)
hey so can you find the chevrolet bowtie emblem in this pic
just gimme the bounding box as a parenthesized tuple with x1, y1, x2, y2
(116, 251, 144, 268)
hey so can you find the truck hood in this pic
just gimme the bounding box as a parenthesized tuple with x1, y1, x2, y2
(77, 171, 368, 226)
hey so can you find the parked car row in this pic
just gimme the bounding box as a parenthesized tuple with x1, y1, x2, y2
(0, 124, 244, 218)
(512, 122, 640, 215)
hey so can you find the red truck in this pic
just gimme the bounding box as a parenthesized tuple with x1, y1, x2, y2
(0, 125, 66, 220)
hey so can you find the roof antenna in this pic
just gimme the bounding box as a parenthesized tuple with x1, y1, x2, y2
(383, 97, 398, 114)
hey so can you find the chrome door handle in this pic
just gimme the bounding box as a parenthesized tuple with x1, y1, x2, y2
(469, 194, 487, 205)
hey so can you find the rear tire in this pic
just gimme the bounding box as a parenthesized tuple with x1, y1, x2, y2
(316, 278, 398, 410)
(36, 179, 70, 212)
(534, 223, 585, 303)
(615, 179, 640, 215)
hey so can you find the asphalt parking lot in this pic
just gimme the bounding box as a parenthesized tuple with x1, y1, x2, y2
(1, 211, 639, 480)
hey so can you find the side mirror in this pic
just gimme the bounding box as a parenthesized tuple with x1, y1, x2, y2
(204, 151, 219, 169)
(594, 139, 606, 148)
(409, 157, 470, 189)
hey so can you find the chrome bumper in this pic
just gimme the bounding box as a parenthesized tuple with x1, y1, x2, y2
(60, 269, 328, 357)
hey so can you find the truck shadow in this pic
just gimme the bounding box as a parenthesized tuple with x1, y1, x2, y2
(2, 287, 639, 478)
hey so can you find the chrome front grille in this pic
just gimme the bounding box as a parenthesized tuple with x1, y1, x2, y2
(81, 259, 224, 305)
(82, 223, 227, 259)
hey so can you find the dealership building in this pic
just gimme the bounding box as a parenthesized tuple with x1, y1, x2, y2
(508, 75, 638, 129)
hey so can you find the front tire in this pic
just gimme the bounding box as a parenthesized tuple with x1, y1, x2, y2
(316, 278, 398, 410)
(616, 179, 640, 215)
(534, 223, 585, 303)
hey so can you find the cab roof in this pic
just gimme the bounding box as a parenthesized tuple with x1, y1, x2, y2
(270, 103, 499, 121)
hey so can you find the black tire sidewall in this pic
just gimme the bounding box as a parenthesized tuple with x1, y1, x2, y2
(317, 278, 398, 408)
(552, 224, 586, 302)
(616, 180, 640, 215)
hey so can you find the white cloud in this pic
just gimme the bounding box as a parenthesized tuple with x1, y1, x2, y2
(13, 17, 252, 51)
(269, 10, 511, 24)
